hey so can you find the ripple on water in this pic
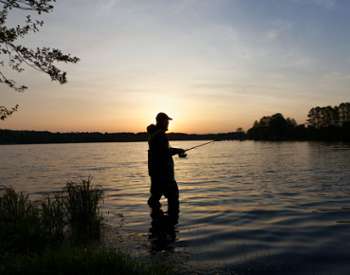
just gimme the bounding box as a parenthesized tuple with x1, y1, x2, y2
(2, 141, 350, 274)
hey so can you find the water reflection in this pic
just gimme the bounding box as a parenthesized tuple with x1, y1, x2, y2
(2, 141, 350, 274)
(148, 207, 178, 254)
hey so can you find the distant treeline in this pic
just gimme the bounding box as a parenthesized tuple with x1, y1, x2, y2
(0, 129, 246, 145)
(3, 102, 350, 144)
(247, 113, 350, 141)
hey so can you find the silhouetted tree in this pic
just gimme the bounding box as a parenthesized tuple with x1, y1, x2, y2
(248, 106, 350, 141)
(308, 103, 350, 129)
(286, 118, 297, 127)
(0, 0, 79, 120)
(247, 113, 298, 140)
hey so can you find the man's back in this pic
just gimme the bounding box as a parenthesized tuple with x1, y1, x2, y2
(147, 124, 174, 180)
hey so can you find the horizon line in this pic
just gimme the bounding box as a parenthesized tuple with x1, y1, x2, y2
(0, 128, 244, 135)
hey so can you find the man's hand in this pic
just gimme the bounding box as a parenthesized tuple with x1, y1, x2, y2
(178, 149, 187, 158)
(170, 147, 187, 157)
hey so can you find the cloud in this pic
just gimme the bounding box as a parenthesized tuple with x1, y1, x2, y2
(322, 71, 350, 80)
(291, 0, 337, 9)
(96, 0, 119, 16)
(312, 0, 337, 8)
(265, 20, 293, 40)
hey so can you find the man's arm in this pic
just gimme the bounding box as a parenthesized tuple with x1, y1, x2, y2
(169, 147, 185, 156)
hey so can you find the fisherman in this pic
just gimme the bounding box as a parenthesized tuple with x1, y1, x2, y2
(147, 112, 186, 216)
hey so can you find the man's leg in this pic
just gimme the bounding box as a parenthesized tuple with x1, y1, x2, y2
(166, 180, 179, 218)
(148, 177, 162, 209)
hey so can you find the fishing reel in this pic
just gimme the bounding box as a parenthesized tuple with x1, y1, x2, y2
(178, 152, 187, 158)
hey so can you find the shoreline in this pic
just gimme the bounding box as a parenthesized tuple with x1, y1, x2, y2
(0, 129, 245, 145)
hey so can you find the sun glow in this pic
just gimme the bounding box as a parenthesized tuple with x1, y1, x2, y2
(134, 95, 188, 132)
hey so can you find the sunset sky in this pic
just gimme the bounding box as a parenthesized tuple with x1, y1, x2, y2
(2, 0, 350, 133)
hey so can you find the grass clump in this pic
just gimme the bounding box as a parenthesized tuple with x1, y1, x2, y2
(0, 179, 172, 275)
(40, 194, 66, 242)
(0, 188, 43, 253)
(0, 178, 103, 254)
(1, 246, 172, 275)
(65, 178, 103, 239)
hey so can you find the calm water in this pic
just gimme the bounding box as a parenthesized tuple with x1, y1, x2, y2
(1, 141, 350, 274)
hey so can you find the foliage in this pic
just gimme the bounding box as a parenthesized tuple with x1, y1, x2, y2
(65, 178, 104, 239)
(247, 108, 350, 141)
(247, 113, 297, 140)
(0, 104, 18, 120)
(0, 0, 79, 119)
(0, 181, 172, 275)
(0, 186, 43, 253)
(0, 178, 103, 254)
(40, 194, 66, 242)
(307, 102, 350, 128)
(0, 246, 172, 275)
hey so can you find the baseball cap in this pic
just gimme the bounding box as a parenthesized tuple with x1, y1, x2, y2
(156, 112, 172, 122)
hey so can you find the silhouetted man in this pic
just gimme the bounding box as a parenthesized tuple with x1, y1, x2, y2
(147, 112, 186, 216)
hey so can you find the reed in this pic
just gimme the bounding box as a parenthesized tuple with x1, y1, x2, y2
(0, 178, 104, 253)
(64, 177, 103, 239)
(40, 194, 66, 242)
(0, 187, 43, 253)
(0, 180, 171, 274)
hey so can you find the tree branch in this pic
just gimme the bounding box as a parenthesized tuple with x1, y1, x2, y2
(0, 104, 18, 120)
(0, 0, 55, 13)
(0, 0, 79, 120)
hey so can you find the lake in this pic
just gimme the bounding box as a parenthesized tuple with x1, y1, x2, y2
(1, 141, 350, 274)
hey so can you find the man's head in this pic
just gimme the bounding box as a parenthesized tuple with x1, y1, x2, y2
(156, 112, 172, 131)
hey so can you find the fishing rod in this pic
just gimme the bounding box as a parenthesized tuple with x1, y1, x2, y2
(177, 140, 218, 158)
(184, 140, 217, 152)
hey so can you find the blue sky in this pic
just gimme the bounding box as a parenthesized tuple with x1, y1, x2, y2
(2, 0, 350, 132)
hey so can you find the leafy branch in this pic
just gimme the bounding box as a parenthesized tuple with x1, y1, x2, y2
(0, 0, 79, 120)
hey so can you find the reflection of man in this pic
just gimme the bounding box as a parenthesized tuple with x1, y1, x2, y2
(147, 112, 186, 215)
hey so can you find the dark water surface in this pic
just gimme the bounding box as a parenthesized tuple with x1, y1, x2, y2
(1, 141, 350, 274)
